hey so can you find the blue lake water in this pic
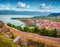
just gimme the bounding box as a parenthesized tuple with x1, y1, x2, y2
(0, 15, 33, 28)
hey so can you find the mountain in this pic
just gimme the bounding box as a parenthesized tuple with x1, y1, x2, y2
(48, 13, 60, 17)
(0, 10, 50, 16)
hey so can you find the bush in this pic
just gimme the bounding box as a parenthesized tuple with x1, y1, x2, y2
(7, 23, 22, 31)
(0, 32, 19, 47)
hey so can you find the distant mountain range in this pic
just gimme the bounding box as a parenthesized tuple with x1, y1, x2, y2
(0, 10, 60, 17)
(0, 10, 50, 16)
(48, 13, 60, 17)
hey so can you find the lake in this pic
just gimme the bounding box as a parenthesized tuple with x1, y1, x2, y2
(0, 15, 33, 28)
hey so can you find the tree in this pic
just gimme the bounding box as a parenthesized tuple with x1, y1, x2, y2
(16, 26, 22, 31)
(51, 29, 58, 37)
(7, 23, 16, 28)
(23, 27, 29, 32)
(40, 28, 48, 36)
(34, 26, 39, 33)
(7, 23, 22, 31)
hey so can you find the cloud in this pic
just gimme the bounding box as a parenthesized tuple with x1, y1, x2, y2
(39, 3, 53, 9)
(0, 5, 5, 10)
(0, 3, 11, 10)
(0, 3, 16, 10)
(58, 6, 60, 9)
(0, 2, 30, 11)
(17, 2, 30, 8)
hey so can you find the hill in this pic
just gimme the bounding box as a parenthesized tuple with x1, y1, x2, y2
(0, 10, 50, 16)
(48, 13, 60, 17)
(0, 22, 60, 47)
(0, 32, 20, 47)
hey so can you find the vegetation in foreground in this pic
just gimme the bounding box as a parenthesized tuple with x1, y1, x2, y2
(0, 31, 57, 47)
(7, 23, 22, 31)
(0, 22, 60, 47)
(23, 26, 60, 38)
(27, 39, 56, 47)
(7, 23, 60, 38)
(0, 32, 20, 47)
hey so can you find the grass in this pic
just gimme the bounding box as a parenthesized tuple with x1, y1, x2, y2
(0, 32, 20, 47)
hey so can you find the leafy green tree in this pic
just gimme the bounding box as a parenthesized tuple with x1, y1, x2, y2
(7, 23, 16, 28)
(29, 27, 35, 33)
(16, 26, 22, 31)
(51, 29, 58, 37)
(23, 27, 29, 32)
(7, 23, 22, 31)
(7, 23, 59, 38)
(34, 26, 39, 33)
(58, 34, 60, 38)
(0, 21, 3, 22)
(40, 28, 48, 36)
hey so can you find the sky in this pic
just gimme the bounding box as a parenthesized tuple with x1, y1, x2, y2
(0, 0, 60, 13)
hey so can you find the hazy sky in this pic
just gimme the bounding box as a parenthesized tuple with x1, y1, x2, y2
(0, 0, 60, 12)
